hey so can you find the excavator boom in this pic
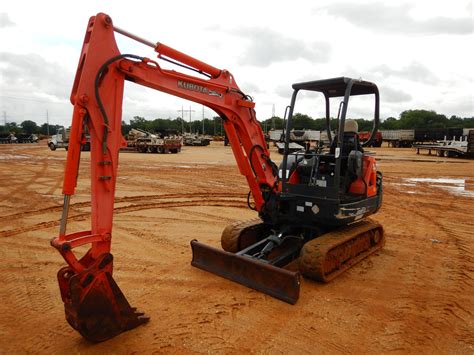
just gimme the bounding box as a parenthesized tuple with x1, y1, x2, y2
(51, 13, 384, 342)
(51, 13, 282, 341)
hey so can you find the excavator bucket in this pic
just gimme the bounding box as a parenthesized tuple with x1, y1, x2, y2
(56, 253, 149, 342)
(190, 240, 300, 304)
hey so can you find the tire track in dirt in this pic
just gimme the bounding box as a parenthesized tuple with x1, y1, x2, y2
(0, 158, 49, 202)
(166, 207, 237, 223)
(0, 197, 247, 238)
(380, 194, 473, 349)
(45, 172, 64, 196)
(385, 196, 473, 289)
(0, 245, 64, 354)
(0, 192, 247, 222)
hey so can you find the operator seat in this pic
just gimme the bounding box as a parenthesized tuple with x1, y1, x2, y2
(330, 120, 366, 195)
(330, 119, 364, 156)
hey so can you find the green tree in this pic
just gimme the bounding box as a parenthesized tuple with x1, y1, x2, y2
(129, 116, 147, 129)
(448, 115, 464, 128)
(291, 113, 316, 130)
(21, 120, 39, 134)
(5, 122, 18, 133)
(398, 110, 448, 128)
(380, 117, 398, 130)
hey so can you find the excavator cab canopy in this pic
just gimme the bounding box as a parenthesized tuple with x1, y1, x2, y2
(284, 76, 380, 153)
(292, 76, 379, 97)
(278, 77, 382, 226)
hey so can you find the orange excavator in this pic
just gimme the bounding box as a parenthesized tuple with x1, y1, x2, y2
(51, 13, 384, 342)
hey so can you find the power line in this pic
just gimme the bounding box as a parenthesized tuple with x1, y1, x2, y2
(177, 106, 197, 133)
(177, 106, 185, 133)
(272, 104, 275, 130)
(46, 109, 49, 136)
(202, 105, 205, 135)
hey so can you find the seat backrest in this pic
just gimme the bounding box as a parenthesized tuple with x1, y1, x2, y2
(330, 132, 363, 156)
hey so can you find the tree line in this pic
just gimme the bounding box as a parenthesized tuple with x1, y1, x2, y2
(1, 109, 473, 136)
(0, 121, 64, 136)
(262, 110, 473, 131)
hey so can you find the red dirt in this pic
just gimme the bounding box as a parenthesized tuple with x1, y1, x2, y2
(0, 142, 473, 353)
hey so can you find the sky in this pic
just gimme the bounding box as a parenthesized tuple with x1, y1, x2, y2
(0, 0, 472, 127)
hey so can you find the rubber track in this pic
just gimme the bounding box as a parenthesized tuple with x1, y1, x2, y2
(299, 218, 384, 282)
(221, 218, 265, 253)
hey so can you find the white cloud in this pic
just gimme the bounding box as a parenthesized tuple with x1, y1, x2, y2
(372, 62, 439, 84)
(230, 27, 331, 67)
(0, 13, 15, 28)
(320, 2, 472, 35)
(381, 86, 412, 103)
(0, 0, 472, 127)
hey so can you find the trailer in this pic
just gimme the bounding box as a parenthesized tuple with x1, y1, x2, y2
(268, 129, 284, 142)
(270, 129, 322, 153)
(127, 128, 182, 153)
(289, 129, 321, 142)
(414, 128, 463, 142)
(0, 133, 16, 144)
(413, 130, 474, 158)
(183, 134, 211, 146)
(0, 133, 38, 144)
(381, 128, 469, 148)
(16, 134, 39, 143)
(380, 130, 415, 147)
(275, 142, 304, 154)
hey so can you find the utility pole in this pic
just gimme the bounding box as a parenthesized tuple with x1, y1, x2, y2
(46, 109, 50, 136)
(189, 106, 195, 133)
(202, 105, 205, 135)
(177, 106, 195, 133)
(177, 106, 185, 134)
(272, 104, 275, 130)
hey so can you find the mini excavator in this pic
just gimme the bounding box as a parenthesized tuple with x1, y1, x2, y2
(51, 13, 384, 342)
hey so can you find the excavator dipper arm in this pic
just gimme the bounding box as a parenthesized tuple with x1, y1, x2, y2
(50, 13, 278, 341)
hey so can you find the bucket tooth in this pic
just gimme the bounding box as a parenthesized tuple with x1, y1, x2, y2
(190, 240, 300, 304)
(57, 253, 149, 342)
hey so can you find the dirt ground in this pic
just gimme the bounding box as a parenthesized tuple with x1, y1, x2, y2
(0, 141, 473, 354)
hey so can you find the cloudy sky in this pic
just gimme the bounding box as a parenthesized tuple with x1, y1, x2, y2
(0, 0, 472, 127)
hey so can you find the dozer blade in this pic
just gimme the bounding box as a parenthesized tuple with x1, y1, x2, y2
(190, 240, 300, 304)
(57, 253, 149, 342)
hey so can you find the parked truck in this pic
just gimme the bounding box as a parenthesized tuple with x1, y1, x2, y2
(0, 133, 38, 144)
(126, 128, 182, 153)
(183, 133, 211, 146)
(48, 126, 90, 151)
(0, 133, 17, 144)
(48, 127, 69, 150)
(17, 134, 39, 143)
